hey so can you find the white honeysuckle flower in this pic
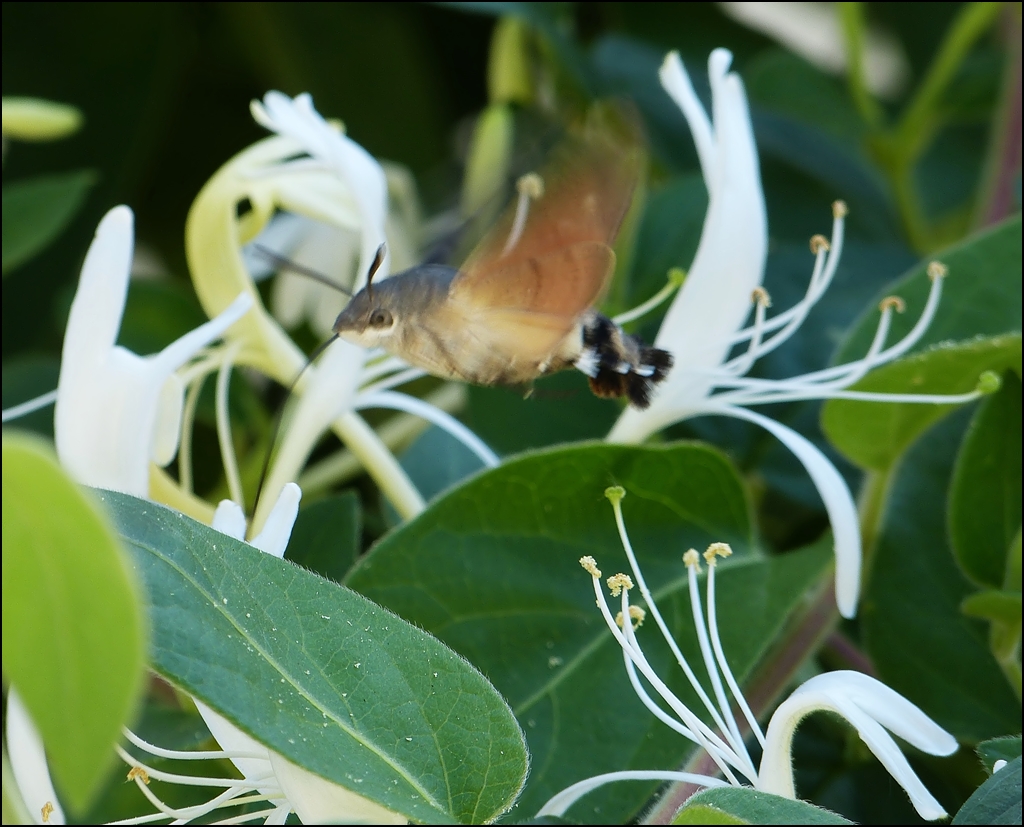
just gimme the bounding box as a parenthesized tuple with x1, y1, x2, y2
(249, 92, 387, 283)
(609, 50, 983, 619)
(250, 161, 422, 339)
(538, 488, 957, 822)
(187, 90, 496, 529)
(108, 483, 403, 825)
(55, 205, 252, 497)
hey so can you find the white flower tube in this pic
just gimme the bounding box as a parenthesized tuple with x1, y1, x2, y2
(55, 206, 252, 497)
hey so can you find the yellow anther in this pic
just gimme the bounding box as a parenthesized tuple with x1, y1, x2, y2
(607, 573, 634, 597)
(832, 200, 848, 218)
(751, 286, 772, 307)
(810, 234, 830, 254)
(605, 485, 626, 505)
(668, 266, 687, 287)
(41, 802, 55, 823)
(127, 766, 151, 784)
(517, 172, 544, 199)
(879, 296, 906, 313)
(580, 556, 602, 578)
(616, 605, 646, 629)
(703, 542, 733, 565)
(683, 548, 702, 570)
(927, 261, 948, 281)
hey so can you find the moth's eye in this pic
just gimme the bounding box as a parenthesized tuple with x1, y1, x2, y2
(368, 309, 393, 328)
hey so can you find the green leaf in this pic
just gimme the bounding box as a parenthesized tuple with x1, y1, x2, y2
(1, 434, 146, 814)
(467, 374, 620, 455)
(949, 371, 1022, 587)
(99, 490, 528, 825)
(397, 424, 487, 504)
(822, 334, 1021, 471)
(863, 408, 1021, 741)
(627, 174, 706, 316)
(347, 442, 835, 823)
(2, 170, 97, 275)
(673, 787, 852, 825)
(116, 279, 209, 356)
(743, 50, 865, 147)
(978, 736, 1023, 775)
(962, 590, 1023, 624)
(285, 491, 361, 582)
(673, 803, 747, 825)
(952, 756, 1022, 825)
(834, 215, 1022, 361)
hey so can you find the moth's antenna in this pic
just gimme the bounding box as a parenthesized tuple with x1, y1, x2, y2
(253, 245, 353, 297)
(252, 334, 339, 520)
(365, 244, 386, 302)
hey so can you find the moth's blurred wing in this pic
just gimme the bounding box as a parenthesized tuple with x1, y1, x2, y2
(454, 241, 615, 316)
(454, 132, 639, 313)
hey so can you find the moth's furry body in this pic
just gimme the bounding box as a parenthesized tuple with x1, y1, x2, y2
(333, 116, 674, 408)
(334, 262, 673, 407)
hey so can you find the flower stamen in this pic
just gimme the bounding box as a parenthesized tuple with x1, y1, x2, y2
(503, 172, 544, 255)
(126, 766, 150, 784)
(613, 268, 687, 326)
(606, 573, 634, 597)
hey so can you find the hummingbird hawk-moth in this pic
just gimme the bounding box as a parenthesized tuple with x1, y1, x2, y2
(331, 116, 673, 408)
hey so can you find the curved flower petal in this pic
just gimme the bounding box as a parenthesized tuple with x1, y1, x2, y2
(251, 482, 302, 556)
(711, 403, 861, 618)
(269, 752, 407, 825)
(55, 206, 252, 496)
(6, 689, 66, 825)
(611, 48, 766, 445)
(255, 338, 367, 528)
(251, 91, 388, 282)
(759, 671, 956, 821)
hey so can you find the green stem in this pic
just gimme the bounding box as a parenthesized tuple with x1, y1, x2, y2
(871, 2, 1003, 252)
(838, 2, 884, 127)
(894, 2, 1003, 156)
(856, 469, 891, 593)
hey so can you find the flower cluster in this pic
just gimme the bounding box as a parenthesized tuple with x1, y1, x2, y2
(537, 488, 958, 821)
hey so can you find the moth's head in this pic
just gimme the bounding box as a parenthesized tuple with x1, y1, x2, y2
(332, 285, 399, 349)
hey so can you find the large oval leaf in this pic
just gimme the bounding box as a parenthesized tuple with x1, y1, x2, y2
(948, 371, 1022, 588)
(2, 435, 146, 814)
(99, 490, 528, 825)
(347, 443, 833, 823)
(673, 787, 852, 825)
(835, 215, 1021, 359)
(822, 334, 1021, 471)
(862, 409, 1021, 741)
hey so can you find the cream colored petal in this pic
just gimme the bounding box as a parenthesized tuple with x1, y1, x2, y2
(269, 752, 407, 825)
(250, 482, 302, 557)
(151, 373, 184, 467)
(5, 688, 66, 825)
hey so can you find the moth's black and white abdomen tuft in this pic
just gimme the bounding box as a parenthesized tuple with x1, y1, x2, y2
(575, 312, 673, 409)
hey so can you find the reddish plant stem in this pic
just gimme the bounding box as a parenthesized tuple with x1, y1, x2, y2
(643, 578, 839, 824)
